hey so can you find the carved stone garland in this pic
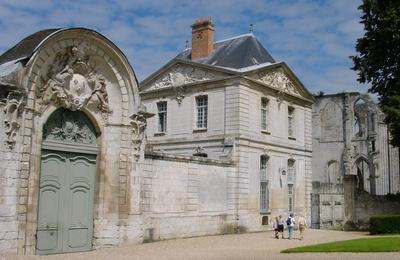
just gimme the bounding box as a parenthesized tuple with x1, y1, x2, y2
(257, 69, 300, 99)
(3, 92, 25, 149)
(38, 45, 111, 118)
(152, 65, 220, 104)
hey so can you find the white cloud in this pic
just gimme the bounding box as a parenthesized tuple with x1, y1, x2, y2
(0, 0, 368, 94)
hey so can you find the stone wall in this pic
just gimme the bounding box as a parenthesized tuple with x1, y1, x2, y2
(354, 192, 400, 230)
(0, 101, 22, 253)
(138, 152, 237, 241)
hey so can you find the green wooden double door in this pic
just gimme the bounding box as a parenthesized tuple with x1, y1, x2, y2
(36, 150, 96, 254)
(36, 150, 96, 255)
(37, 108, 98, 254)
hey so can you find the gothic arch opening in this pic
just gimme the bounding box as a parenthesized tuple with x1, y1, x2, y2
(353, 157, 371, 193)
(327, 160, 340, 185)
(353, 98, 368, 138)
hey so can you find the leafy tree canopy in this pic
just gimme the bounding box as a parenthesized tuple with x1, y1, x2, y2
(351, 0, 400, 147)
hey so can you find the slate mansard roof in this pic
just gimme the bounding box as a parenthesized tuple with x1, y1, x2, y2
(0, 29, 61, 65)
(176, 33, 275, 70)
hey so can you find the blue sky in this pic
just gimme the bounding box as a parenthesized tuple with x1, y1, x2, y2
(0, 0, 367, 94)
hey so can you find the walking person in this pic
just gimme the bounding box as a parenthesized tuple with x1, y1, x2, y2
(286, 213, 295, 239)
(273, 216, 279, 239)
(273, 215, 285, 239)
(297, 215, 307, 240)
(277, 215, 285, 239)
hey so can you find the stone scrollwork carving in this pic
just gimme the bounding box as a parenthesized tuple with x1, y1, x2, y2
(130, 108, 154, 160)
(3, 92, 25, 149)
(257, 69, 301, 97)
(38, 45, 111, 118)
(153, 64, 220, 91)
(43, 108, 97, 146)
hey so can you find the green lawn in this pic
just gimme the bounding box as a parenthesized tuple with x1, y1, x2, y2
(281, 236, 400, 253)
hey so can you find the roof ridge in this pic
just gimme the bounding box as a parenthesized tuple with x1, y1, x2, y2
(181, 33, 256, 52)
(214, 33, 255, 44)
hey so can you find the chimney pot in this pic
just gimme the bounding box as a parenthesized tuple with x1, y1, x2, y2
(191, 17, 214, 60)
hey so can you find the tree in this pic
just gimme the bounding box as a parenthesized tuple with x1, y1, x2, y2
(351, 0, 400, 147)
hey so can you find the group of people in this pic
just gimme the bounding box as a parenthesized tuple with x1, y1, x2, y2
(273, 213, 307, 240)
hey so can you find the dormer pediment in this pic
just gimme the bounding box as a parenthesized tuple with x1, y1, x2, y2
(245, 64, 314, 102)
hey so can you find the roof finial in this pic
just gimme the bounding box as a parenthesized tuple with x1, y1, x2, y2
(185, 40, 189, 49)
(249, 23, 254, 33)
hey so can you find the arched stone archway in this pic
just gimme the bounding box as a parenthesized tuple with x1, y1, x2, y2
(7, 28, 145, 255)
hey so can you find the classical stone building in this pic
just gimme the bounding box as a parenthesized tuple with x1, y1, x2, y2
(0, 20, 315, 255)
(140, 18, 314, 233)
(312, 92, 400, 230)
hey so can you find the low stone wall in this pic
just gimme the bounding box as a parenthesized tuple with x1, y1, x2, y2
(139, 152, 237, 241)
(354, 192, 400, 230)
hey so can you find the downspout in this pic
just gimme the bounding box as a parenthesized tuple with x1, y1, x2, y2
(387, 128, 391, 194)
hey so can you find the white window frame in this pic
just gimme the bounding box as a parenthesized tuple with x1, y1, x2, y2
(157, 101, 167, 133)
(288, 183, 294, 212)
(261, 98, 269, 132)
(288, 106, 295, 138)
(260, 155, 269, 213)
(287, 159, 295, 184)
(195, 95, 208, 130)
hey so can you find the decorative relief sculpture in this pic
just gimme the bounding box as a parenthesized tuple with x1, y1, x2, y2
(153, 65, 220, 90)
(130, 107, 154, 160)
(43, 108, 96, 146)
(3, 92, 25, 149)
(257, 69, 300, 97)
(38, 45, 110, 118)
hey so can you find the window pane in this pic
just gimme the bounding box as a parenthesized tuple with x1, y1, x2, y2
(157, 102, 167, 132)
(260, 181, 269, 211)
(196, 96, 208, 128)
(261, 99, 268, 130)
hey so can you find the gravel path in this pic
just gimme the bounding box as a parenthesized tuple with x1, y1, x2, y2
(2, 229, 399, 260)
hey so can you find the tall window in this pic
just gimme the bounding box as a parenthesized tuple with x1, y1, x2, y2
(287, 159, 295, 212)
(261, 98, 269, 131)
(287, 159, 295, 184)
(196, 96, 208, 129)
(157, 101, 167, 133)
(260, 155, 269, 212)
(288, 106, 295, 138)
(288, 184, 294, 212)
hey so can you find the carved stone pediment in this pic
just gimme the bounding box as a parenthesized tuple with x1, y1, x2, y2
(147, 64, 225, 91)
(38, 44, 111, 118)
(255, 68, 301, 97)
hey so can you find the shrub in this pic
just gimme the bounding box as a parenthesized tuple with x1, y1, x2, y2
(369, 214, 400, 235)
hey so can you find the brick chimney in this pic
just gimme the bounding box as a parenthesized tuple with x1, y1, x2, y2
(191, 17, 215, 60)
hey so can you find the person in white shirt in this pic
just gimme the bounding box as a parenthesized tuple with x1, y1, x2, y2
(287, 213, 296, 239)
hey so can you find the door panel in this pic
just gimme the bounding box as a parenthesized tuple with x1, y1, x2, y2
(37, 151, 96, 255)
(63, 155, 96, 252)
(36, 152, 66, 254)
